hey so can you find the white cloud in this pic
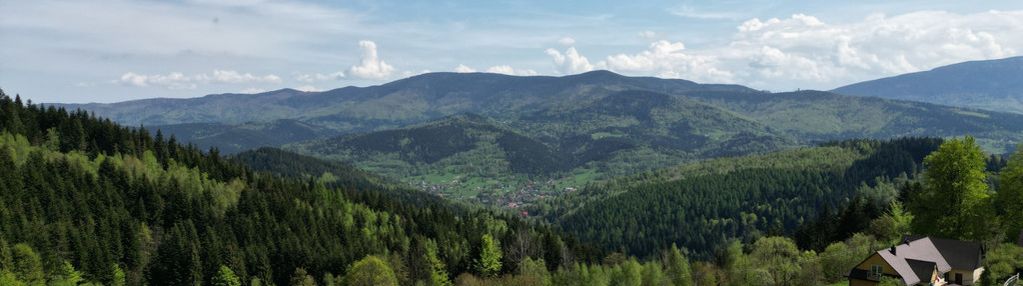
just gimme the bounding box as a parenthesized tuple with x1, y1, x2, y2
(557, 37, 576, 46)
(117, 70, 281, 89)
(721, 11, 1022, 88)
(295, 72, 345, 83)
(454, 64, 476, 73)
(545, 47, 596, 74)
(347, 40, 395, 80)
(604, 40, 734, 82)
(486, 65, 538, 76)
(638, 31, 657, 39)
(208, 70, 282, 84)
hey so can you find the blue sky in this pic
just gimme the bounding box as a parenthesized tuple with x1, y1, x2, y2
(1, 0, 1021, 103)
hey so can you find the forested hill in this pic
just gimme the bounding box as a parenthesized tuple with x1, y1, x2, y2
(0, 91, 583, 285)
(833, 56, 1023, 114)
(536, 138, 944, 258)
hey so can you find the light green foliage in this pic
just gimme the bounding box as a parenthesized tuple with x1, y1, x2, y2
(609, 259, 642, 286)
(724, 240, 754, 286)
(820, 242, 854, 283)
(912, 137, 994, 241)
(985, 244, 1023, 282)
(640, 261, 666, 286)
(477, 234, 503, 277)
(47, 261, 83, 286)
(0, 270, 26, 286)
(344, 255, 398, 286)
(424, 240, 453, 286)
(664, 244, 693, 286)
(869, 201, 915, 244)
(517, 257, 552, 286)
(212, 265, 242, 286)
(111, 264, 126, 286)
(998, 144, 1023, 243)
(11, 243, 43, 285)
(749, 237, 801, 286)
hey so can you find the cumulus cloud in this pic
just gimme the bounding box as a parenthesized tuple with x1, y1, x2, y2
(347, 40, 395, 79)
(486, 65, 538, 76)
(545, 47, 596, 74)
(562, 10, 1023, 90)
(117, 70, 281, 89)
(295, 72, 345, 83)
(604, 40, 734, 82)
(722, 11, 1023, 88)
(453, 64, 476, 73)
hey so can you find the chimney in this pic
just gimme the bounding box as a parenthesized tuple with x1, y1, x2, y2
(890, 246, 897, 255)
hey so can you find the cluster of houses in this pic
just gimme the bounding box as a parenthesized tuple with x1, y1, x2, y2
(848, 236, 986, 286)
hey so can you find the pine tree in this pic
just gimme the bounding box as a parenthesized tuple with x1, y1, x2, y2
(664, 244, 693, 286)
(476, 234, 503, 277)
(212, 265, 241, 286)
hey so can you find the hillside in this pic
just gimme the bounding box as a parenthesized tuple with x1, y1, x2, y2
(832, 56, 1023, 114)
(683, 90, 1023, 153)
(537, 138, 944, 258)
(287, 92, 791, 204)
(0, 91, 582, 286)
(153, 119, 337, 154)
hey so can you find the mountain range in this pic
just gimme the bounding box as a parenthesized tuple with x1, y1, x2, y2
(52, 60, 1023, 204)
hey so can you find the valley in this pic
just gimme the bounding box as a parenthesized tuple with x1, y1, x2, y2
(54, 69, 1023, 207)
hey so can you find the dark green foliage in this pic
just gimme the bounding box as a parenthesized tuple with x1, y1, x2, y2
(0, 90, 577, 285)
(544, 138, 942, 258)
(152, 119, 336, 154)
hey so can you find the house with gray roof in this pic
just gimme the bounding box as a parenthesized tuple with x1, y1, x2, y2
(847, 236, 985, 286)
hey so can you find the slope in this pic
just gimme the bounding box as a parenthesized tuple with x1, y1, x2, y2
(539, 138, 943, 258)
(832, 56, 1023, 114)
(683, 89, 1023, 153)
(0, 90, 580, 286)
(152, 119, 337, 154)
(287, 91, 791, 204)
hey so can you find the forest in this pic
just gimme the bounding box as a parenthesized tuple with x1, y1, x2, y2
(2, 88, 1022, 286)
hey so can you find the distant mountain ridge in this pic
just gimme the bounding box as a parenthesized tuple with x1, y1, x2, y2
(56, 70, 755, 127)
(48, 69, 1023, 203)
(833, 56, 1023, 114)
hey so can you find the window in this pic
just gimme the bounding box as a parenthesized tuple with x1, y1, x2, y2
(871, 265, 883, 279)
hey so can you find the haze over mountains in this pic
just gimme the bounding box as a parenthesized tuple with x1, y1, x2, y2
(833, 56, 1023, 114)
(53, 58, 1023, 203)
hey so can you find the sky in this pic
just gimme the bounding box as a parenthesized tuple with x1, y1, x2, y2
(1, 0, 1022, 103)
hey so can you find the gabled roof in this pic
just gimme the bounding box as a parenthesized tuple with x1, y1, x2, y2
(875, 237, 952, 285)
(906, 259, 937, 284)
(928, 237, 984, 270)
